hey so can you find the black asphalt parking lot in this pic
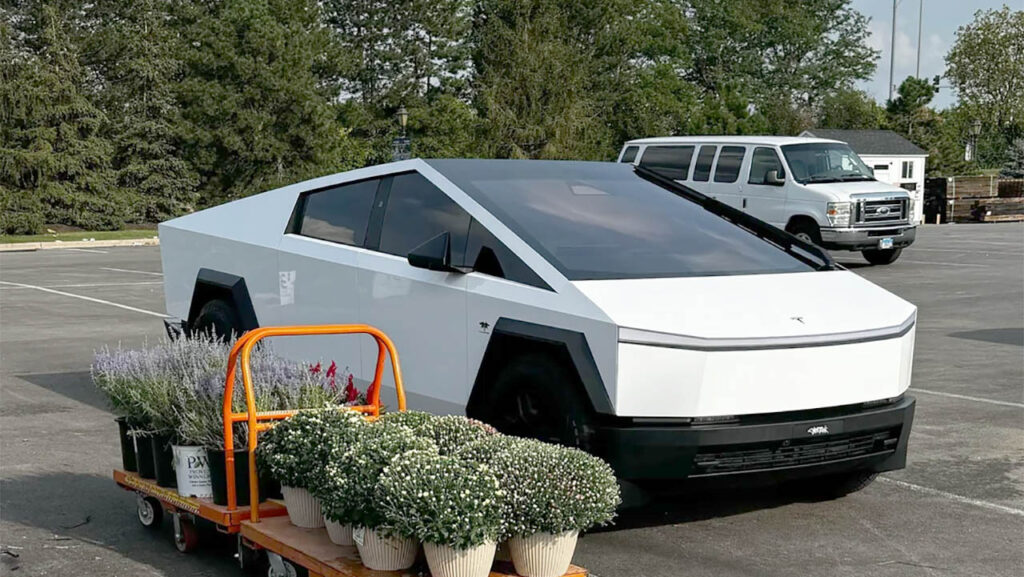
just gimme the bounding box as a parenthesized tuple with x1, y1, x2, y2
(1, 223, 1022, 577)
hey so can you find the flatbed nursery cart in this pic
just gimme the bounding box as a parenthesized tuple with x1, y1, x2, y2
(113, 325, 587, 577)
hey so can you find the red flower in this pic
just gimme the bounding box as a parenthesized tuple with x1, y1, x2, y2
(344, 373, 359, 403)
(326, 361, 338, 391)
(310, 362, 322, 374)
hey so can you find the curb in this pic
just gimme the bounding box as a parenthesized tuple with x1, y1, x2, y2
(0, 237, 160, 252)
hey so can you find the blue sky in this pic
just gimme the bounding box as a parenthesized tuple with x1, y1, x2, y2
(849, 0, 1023, 109)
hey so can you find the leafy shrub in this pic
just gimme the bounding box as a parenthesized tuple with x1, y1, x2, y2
(491, 439, 620, 536)
(378, 450, 504, 549)
(375, 410, 436, 431)
(321, 422, 437, 529)
(258, 409, 367, 489)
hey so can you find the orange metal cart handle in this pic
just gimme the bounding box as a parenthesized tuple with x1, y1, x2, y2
(220, 324, 406, 521)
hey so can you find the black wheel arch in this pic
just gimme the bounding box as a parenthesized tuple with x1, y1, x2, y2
(466, 318, 615, 419)
(186, 269, 260, 334)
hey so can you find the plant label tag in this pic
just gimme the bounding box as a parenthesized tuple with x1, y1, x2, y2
(279, 271, 296, 306)
(352, 527, 365, 547)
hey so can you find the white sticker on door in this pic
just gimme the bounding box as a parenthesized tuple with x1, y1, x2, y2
(279, 271, 296, 306)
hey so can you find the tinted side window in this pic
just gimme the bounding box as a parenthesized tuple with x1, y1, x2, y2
(620, 146, 639, 163)
(713, 146, 746, 183)
(297, 179, 379, 246)
(464, 219, 548, 289)
(692, 145, 717, 182)
(748, 147, 785, 184)
(639, 146, 695, 180)
(379, 172, 471, 262)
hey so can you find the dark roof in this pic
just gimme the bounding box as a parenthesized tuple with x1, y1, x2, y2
(799, 129, 927, 156)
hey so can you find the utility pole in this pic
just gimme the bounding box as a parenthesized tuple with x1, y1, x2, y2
(916, 0, 924, 78)
(889, 0, 898, 102)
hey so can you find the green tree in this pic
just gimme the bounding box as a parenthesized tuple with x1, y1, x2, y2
(817, 88, 885, 130)
(886, 76, 938, 137)
(1001, 138, 1024, 178)
(945, 7, 1024, 131)
(174, 0, 362, 204)
(0, 1, 127, 234)
(84, 0, 198, 222)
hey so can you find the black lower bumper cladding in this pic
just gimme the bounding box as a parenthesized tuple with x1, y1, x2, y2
(597, 396, 916, 482)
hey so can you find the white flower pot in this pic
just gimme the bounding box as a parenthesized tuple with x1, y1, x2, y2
(355, 527, 418, 571)
(508, 531, 579, 577)
(324, 517, 354, 546)
(424, 541, 496, 577)
(280, 486, 324, 528)
(171, 445, 213, 499)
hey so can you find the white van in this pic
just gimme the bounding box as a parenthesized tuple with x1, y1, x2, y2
(618, 136, 917, 264)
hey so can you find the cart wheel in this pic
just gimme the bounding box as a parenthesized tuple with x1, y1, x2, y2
(238, 536, 265, 575)
(136, 495, 163, 529)
(173, 514, 200, 553)
(267, 552, 307, 577)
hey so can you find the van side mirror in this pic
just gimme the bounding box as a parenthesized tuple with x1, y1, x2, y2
(407, 232, 461, 273)
(765, 170, 785, 186)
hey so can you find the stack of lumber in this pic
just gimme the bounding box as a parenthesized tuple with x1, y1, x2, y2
(948, 176, 1024, 223)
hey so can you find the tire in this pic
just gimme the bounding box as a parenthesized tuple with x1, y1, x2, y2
(481, 353, 595, 449)
(267, 553, 308, 577)
(137, 495, 163, 530)
(862, 248, 903, 265)
(787, 220, 822, 246)
(191, 299, 241, 341)
(787, 471, 878, 500)
(238, 536, 265, 575)
(173, 514, 200, 553)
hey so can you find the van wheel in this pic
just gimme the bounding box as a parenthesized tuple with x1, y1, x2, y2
(483, 354, 594, 449)
(862, 248, 902, 265)
(787, 471, 878, 500)
(787, 220, 822, 246)
(192, 299, 240, 341)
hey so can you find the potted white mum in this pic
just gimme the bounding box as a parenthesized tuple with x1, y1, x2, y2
(494, 440, 621, 577)
(379, 450, 504, 577)
(258, 410, 361, 528)
(339, 423, 437, 570)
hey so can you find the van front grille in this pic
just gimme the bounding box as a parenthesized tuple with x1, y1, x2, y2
(691, 428, 900, 476)
(856, 199, 907, 225)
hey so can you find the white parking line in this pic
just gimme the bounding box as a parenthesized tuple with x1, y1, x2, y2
(899, 260, 991, 268)
(909, 387, 1024, 409)
(0, 280, 167, 318)
(911, 247, 1024, 257)
(100, 267, 163, 276)
(65, 248, 108, 254)
(0, 281, 162, 290)
(878, 477, 1024, 517)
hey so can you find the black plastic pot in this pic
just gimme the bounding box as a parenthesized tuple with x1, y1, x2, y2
(151, 433, 177, 488)
(208, 448, 280, 506)
(116, 417, 137, 472)
(135, 433, 156, 479)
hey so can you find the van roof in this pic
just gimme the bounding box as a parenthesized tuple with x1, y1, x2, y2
(623, 135, 843, 147)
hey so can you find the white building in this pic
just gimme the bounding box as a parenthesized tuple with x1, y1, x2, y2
(801, 129, 927, 224)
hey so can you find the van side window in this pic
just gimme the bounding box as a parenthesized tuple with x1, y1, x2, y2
(294, 178, 380, 246)
(692, 145, 717, 182)
(464, 219, 549, 289)
(713, 146, 746, 183)
(379, 172, 471, 263)
(639, 145, 694, 180)
(620, 146, 639, 163)
(748, 147, 785, 184)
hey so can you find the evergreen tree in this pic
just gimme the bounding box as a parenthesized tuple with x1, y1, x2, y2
(0, 1, 127, 234)
(84, 0, 198, 222)
(174, 0, 363, 204)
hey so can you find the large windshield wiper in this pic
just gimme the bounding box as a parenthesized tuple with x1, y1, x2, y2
(633, 165, 837, 271)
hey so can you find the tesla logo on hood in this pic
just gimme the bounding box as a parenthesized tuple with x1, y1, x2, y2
(790, 316, 805, 324)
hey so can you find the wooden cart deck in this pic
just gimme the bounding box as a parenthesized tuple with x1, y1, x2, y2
(114, 470, 287, 531)
(240, 516, 588, 577)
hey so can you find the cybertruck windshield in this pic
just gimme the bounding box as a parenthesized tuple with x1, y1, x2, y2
(428, 160, 819, 281)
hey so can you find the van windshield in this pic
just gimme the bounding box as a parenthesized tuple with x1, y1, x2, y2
(428, 160, 817, 281)
(781, 143, 875, 184)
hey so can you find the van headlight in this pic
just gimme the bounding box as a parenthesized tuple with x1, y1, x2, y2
(826, 202, 852, 227)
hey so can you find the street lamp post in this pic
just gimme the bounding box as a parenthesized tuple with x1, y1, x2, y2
(965, 119, 982, 162)
(392, 106, 411, 161)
